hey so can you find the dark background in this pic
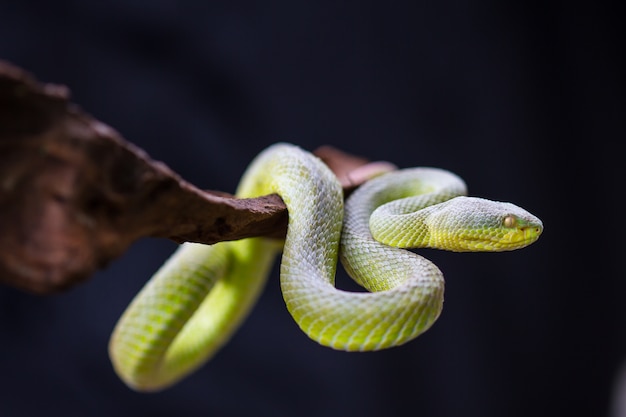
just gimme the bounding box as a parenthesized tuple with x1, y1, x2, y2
(0, 1, 624, 416)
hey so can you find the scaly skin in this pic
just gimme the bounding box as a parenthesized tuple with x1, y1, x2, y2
(109, 143, 543, 391)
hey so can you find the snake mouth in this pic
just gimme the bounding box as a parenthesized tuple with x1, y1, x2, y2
(450, 225, 542, 252)
(491, 226, 543, 251)
(520, 225, 543, 246)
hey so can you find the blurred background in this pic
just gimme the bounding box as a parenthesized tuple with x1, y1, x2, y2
(0, 1, 624, 416)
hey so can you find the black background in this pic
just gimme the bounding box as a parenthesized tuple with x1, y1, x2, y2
(0, 1, 624, 416)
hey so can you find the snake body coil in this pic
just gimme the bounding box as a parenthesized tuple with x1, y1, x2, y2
(109, 143, 542, 391)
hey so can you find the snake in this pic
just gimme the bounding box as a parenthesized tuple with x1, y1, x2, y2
(109, 143, 543, 391)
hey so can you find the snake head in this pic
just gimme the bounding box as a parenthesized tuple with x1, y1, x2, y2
(426, 196, 543, 252)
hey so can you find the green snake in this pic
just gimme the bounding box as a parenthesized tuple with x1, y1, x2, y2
(109, 143, 543, 391)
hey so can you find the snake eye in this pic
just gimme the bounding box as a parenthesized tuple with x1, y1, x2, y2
(503, 215, 517, 228)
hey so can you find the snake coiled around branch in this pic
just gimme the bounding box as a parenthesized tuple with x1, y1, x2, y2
(109, 143, 543, 391)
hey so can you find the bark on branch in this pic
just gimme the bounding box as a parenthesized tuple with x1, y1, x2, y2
(0, 60, 395, 294)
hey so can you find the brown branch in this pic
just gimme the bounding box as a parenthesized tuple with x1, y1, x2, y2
(0, 60, 395, 294)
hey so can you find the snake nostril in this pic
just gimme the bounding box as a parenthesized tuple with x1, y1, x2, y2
(521, 226, 542, 236)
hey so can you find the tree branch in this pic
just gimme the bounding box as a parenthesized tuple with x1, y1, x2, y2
(0, 60, 395, 294)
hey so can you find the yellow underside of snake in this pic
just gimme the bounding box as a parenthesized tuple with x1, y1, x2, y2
(109, 143, 543, 391)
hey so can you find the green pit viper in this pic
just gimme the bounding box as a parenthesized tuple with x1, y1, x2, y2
(109, 143, 543, 391)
